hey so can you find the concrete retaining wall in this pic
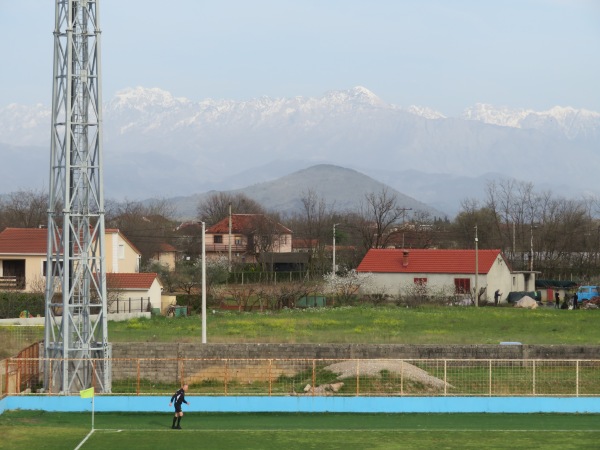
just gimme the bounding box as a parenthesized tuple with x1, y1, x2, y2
(112, 343, 600, 361)
(110, 343, 600, 384)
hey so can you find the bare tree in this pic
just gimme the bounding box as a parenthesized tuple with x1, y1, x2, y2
(250, 214, 289, 272)
(455, 180, 599, 277)
(219, 285, 258, 312)
(355, 188, 406, 252)
(292, 189, 335, 274)
(105, 199, 177, 263)
(197, 192, 264, 226)
(0, 189, 48, 230)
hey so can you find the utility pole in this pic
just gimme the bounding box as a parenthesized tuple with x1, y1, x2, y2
(332, 223, 340, 275)
(201, 221, 207, 344)
(474, 225, 479, 307)
(228, 202, 232, 271)
(529, 223, 535, 272)
(400, 208, 412, 249)
(44, 0, 110, 393)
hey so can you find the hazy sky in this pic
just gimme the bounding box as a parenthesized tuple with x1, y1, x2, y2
(0, 0, 598, 115)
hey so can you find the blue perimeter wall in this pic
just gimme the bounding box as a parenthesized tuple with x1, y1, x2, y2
(2, 396, 600, 414)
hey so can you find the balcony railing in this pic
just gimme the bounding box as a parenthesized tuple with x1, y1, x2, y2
(205, 244, 249, 253)
(0, 276, 25, 290)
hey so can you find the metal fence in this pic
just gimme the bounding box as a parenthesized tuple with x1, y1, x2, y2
(110, 297, 151, 314)
(3, 357, 600, 397)
(227, 271, 314, 285)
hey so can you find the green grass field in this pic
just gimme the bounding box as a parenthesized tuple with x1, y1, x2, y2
(2, 411, 600, 449)
(2, 306, 599, 358)
(106, 305, 600, 345)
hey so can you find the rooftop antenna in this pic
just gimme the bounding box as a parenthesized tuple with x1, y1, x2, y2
(44, 0, 110, 394)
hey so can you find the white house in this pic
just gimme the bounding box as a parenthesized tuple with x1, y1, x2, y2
(356, 248, 533, 303)
(106, 272, 162, 313)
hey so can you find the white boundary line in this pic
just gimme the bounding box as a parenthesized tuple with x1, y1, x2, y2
(74, 429, 95, 450)
(91, 428, 600, 433)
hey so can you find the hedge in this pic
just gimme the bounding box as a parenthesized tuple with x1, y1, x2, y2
(0, 291, 45, 319)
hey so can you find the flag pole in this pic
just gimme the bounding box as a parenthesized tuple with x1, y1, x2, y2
(80, 387, 95, 431)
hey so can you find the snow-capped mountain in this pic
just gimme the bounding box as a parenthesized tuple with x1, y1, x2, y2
(462, 103, 600, 139)
(2, 86, 598, 146)
(0, 86, 599, 213)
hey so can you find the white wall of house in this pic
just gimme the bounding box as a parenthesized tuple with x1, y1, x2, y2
(363, 254, 523, 304)
(108, 279, 162, 313)
(365, 272, 484, 297)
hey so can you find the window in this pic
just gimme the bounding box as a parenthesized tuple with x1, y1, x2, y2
(454, 278, 471, 294)
(42, 259, 64, 276)
(414, 277, 427, 285)
(214, 235, 223, 244)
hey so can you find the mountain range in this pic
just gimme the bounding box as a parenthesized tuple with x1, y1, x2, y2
(1, 86, 599, 217)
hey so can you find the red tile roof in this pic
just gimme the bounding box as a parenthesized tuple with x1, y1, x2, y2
(0, 228, 48, 254)
(292, 238, 320, 249)
(158, 243, 178, 252)
(356, 249, 505, 274)
(207, 214, 292, 235)
(106, 272, 159, 289)
(0, 227, 141, 256)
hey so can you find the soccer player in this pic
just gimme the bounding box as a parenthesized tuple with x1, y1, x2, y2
(169, 384, 189, 429)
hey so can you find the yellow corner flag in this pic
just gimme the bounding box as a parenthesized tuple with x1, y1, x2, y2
(80, 387, 95, 398)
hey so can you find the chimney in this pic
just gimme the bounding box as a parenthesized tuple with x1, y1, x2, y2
(402, 251, 409, 267)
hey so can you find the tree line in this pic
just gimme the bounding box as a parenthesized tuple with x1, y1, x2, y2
(2, 180, 600, 283)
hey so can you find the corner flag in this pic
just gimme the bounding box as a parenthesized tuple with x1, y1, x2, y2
(80, 387, 95, 398)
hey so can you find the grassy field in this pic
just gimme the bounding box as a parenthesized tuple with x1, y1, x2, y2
(107, 305, 600, 345)
(1, 410, 600, 449)
(1, 305, 599, 359)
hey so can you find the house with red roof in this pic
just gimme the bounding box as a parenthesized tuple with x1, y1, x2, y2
(356, 248, 533, 304)
(0, 227, 141, 292)
(150, 242, 180, 270)
(205, 214, 292, 264)
(106, 272, 163, 313)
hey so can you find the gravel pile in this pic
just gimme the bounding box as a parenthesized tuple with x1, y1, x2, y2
(324, 359, 451, 390)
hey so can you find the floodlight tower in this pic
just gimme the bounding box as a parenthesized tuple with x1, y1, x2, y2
(44, 0, 110, 394)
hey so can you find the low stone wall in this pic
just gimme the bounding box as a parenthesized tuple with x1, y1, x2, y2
(109, 343, 600, 385)
(112, 343, 600, 361)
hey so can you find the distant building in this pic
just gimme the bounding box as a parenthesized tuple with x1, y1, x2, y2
(150, 243, 180, 271)
(0, 227, 141, 292)
(357, 248, 533, 303)
(106, 272, 163, 313)
(205, 214, 292, 264)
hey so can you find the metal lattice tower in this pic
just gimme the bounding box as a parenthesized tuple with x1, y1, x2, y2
(44, 0, 110, 394)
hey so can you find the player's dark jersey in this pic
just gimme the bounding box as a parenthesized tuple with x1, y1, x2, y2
(171, 388, 188, 406)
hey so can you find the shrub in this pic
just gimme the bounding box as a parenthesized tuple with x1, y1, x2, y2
(0, 291, 45, 319)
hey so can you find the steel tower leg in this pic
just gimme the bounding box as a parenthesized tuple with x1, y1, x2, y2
(44, 0, 110, 394)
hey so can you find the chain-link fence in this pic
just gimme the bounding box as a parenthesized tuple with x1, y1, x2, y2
(3, 357, 600, 397)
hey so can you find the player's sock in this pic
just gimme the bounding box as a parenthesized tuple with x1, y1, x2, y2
(172, 416, 177, 428)
(177, 417, 182, 428)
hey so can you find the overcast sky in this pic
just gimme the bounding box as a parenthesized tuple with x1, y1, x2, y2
(0, 0, 598, 115)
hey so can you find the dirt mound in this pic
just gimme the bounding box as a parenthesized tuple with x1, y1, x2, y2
(324, 359, 451, 390)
